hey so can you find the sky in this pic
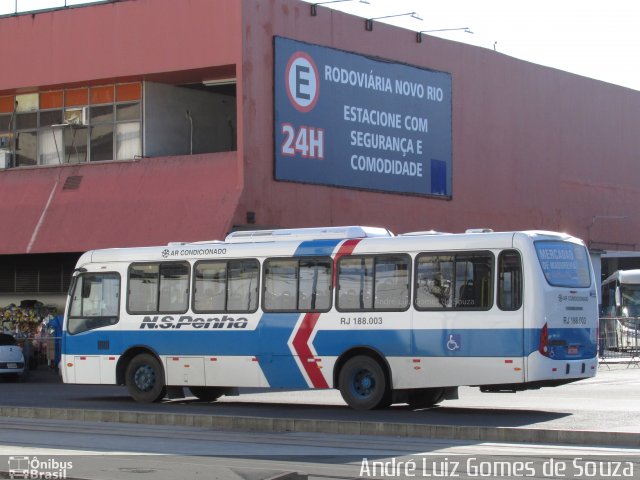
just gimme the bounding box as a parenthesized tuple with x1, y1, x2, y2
(3, 0, 638, 91)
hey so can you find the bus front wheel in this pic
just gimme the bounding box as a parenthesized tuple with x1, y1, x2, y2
(125, 353, 166, 403)
(338, 355, 390, 410)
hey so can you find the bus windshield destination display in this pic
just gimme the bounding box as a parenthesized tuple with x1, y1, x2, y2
(535, 241, 591, 288)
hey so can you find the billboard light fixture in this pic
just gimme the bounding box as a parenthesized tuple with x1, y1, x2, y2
(416, 27, 473, 43)
(365, 12, 422, 32)
(310, 0, 369, 17)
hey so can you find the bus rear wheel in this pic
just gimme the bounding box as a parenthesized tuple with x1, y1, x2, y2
(125, 353, 166, 403)
(338, 355, 390, 410)
(407, 388, 445, 409)
(189, 386, 226, 402)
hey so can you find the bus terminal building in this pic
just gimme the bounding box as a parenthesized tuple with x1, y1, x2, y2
(0, 0, 639, 316)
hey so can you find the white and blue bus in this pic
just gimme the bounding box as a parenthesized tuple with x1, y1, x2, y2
(600, 269, 640, 351)
(61, 226, 598, 410)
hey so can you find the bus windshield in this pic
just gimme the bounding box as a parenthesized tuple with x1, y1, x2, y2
(534, 241, 591, 288)
(621, 284, 640, 316)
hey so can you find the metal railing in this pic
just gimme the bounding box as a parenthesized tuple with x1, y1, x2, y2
(599, 316, 640, 367)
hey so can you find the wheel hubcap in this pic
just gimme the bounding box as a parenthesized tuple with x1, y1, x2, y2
(134, 364, 155, 392)
(353, 369, 375, 398)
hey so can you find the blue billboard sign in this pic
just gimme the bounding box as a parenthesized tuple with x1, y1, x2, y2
(274, 37, 452, 197)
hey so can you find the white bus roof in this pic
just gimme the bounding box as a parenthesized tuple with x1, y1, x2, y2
(75, 228, 581, 267)
(602, 269, 640, 285)
(225, 226, 393, 243)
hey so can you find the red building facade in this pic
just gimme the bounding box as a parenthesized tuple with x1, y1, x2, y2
(0, 0, 638, 306)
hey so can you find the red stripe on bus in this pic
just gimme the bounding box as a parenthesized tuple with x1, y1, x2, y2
(291, 312, 329, 388)
(333, 238, 361, 284)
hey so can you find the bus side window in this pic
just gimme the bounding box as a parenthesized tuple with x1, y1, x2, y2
(298, 259, 332, 311)
(194, 259, 259, 313)
(415, 255, 454, 309)
(498, 250, 522, 311)
(194, 261, 227, 312)
(374, 255, 410, 310)
(128, 262, 189, 314)
(158, 263, 190, 313)
(337, 257, 374, 310)
(128, 264, 159, 312)
(337, 255, 409, 311)
(454, 254, 493, 308)
(415, 252, 493, 311)
(227, 259, 259, 312)
(264, 259, 298, 311)
(263, 258, 332, 312)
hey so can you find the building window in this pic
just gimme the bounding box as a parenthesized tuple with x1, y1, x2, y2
(0, 82, 142, 168)
(39, 109, 64, 166)
(15, 131, 38, 167)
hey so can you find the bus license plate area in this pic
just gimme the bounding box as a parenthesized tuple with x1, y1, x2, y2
(567, 345, 579, 355)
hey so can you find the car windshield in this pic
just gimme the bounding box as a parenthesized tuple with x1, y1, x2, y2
(0, 333, 17, 346)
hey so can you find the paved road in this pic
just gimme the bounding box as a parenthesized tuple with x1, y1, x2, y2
(1, 364, 639, 479)
(0, 416, 638, 480)
(2, 363, 639, 435)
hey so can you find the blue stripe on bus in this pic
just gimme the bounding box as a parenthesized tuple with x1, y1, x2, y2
(63, 327, 597, 359)
(312, 327, 595, 359)
(526, 327, 597, 360)
(293, 239, 342, 257)
(64, 330, 261, 356)
(256, 313, 308, 388)
(313, 329, 414, 356)
(312, 329, 525, 357)
(63, 312, 311, 389)
(63, 325, 597, 386)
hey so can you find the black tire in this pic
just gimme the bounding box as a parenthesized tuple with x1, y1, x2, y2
(189, 386, 225, 402)
(125, 353, 166, 403)
(338, 355, 390, 410)
(407, 388, 445, 409)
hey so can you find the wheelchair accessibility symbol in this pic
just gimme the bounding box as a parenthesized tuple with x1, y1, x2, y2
(446, 334, 461, 351)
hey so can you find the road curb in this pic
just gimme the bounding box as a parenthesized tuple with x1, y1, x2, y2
(1, 406, 638, 448)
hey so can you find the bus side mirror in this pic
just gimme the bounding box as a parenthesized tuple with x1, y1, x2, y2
(615, 286, 621, 308)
